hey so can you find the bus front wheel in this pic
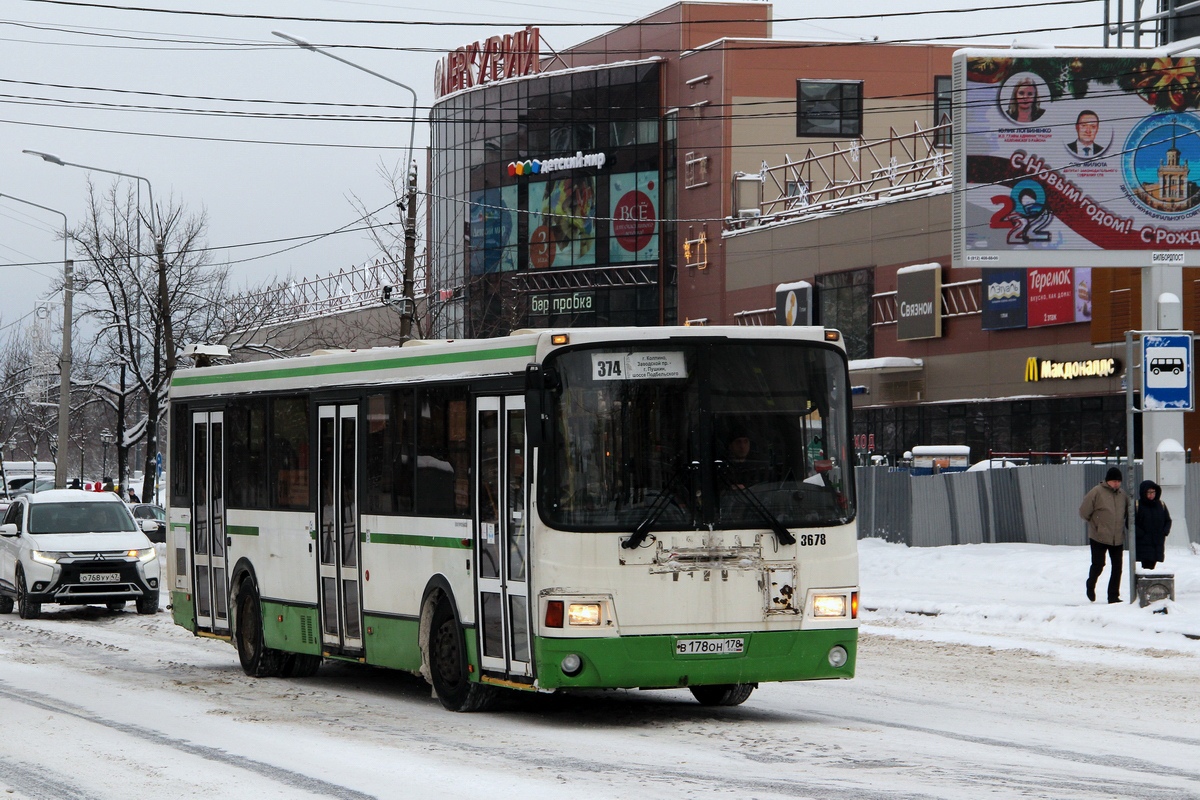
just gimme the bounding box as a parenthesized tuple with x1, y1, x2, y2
(235, 580, 287, 678)
(429, 595, 497, 712)
(689, 683, 756, 706)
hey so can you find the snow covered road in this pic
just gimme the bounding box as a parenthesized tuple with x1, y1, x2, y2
(1, 541, 1198, 799)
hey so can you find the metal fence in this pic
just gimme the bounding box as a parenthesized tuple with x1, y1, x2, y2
(855, 463, 1200, 547)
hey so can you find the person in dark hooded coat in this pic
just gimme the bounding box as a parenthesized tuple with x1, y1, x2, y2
(1134, 479, 1171, 570)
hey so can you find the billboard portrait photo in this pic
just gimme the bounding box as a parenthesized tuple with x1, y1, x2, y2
(953, 50, 1200, 267)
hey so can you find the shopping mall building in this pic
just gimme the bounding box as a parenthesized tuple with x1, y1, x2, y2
(424, 1, 1200, 461)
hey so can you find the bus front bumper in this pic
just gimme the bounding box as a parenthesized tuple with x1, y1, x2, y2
(532, 627, 856, 691)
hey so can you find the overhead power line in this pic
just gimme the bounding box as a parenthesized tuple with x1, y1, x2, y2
(17, 0, 1102, 29)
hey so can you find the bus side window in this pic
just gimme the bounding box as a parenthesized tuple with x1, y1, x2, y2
(271, 397, 310, 510)
(415, 387, 469, 516)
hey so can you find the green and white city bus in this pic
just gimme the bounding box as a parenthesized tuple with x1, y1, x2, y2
(166, 326, 858, 711)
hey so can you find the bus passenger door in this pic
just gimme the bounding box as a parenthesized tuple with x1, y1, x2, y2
(317, 404, 364, 654)
(475, 396, 531, 679)
(191, 411, 229, 635)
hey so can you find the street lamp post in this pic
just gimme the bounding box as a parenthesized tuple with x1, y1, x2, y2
(23, 150, 176, 374)
(26, 151, 177, 502)
(0, 192, 73, 489)
(272, 30, 419, 338)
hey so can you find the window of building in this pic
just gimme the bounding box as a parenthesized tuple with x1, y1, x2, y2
(797, 80, 863, 137)
(934, 75, 953, 147)
(816, 268, 874, 360)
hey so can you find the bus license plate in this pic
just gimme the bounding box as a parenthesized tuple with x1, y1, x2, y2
(80, 572, 120, 583)
(676, 638, 744, 656)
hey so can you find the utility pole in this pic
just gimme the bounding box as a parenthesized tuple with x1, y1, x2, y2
(157, 236, 176, 375)
(0, 192, 72, 489)
(56, 259, 73, 489)
(402, 159, 417, 339)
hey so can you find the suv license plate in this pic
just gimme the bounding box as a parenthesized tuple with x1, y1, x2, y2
(79, 572, 120, 583)
(676, 637, 744, 656)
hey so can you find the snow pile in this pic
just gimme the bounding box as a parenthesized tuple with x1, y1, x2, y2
(860, 537, 1200, 662)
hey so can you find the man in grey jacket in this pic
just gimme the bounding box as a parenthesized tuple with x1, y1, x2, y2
(1079, 466, 1128, 603)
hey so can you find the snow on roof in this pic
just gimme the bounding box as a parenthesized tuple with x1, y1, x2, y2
(896, 262, 941, 275)
(912, 445, 972, 456)
(849, 357, 924, 372)
(775, 280, 811, 293)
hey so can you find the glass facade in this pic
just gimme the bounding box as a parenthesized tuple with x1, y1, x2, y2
(854, 394, 1134, 464)
(429, 61, 669, 337)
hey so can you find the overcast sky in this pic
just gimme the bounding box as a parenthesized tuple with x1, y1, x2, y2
(0, 0, 1110, 337)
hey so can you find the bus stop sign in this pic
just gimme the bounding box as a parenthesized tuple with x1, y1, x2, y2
(1142, 332, 1194, 411)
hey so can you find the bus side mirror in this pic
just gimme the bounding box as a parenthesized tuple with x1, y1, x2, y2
(525, 364, 546, 448)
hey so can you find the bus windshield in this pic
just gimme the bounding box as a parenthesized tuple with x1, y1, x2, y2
(540, 339, 854, 532)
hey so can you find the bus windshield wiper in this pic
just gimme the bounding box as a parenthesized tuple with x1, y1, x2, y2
(622, 461, 696, 550)
(714, 461, 797, 546)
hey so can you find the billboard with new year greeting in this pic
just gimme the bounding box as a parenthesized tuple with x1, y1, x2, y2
(953, 49, 1200, 267)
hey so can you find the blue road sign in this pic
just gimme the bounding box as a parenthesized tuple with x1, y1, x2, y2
(155, 451, 163, 475)
(1142, 332, 1194, 411)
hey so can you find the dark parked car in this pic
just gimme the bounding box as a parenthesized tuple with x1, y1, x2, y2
(129, 503, 166, 544)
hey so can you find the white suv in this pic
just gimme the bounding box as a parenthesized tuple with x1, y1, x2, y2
(0, 489, 161, 619)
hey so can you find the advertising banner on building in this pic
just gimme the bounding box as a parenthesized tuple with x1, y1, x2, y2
(609, 171, 659, 263)
(953, 50, 1200, 267)
(469, 186, 518, 275)
(1027, 267, 1075, 327)
(896, 263, 942, 340)
(981, 268, 1027, 330)
(528, 177, 596, 269)
(1074, 267, 1092, 322)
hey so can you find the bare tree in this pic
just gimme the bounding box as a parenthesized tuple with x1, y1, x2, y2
(71, 181, 233, 501)
(0, 327, 55, 471)
(347, 160, 434, 338)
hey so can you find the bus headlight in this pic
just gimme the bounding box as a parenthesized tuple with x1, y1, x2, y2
(568, 603, 601, 626)
(560, 654, 583, 676)
(813, 594, 847, 617)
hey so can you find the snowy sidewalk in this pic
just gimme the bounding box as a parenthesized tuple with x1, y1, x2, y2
(859, 538, 1200, 663)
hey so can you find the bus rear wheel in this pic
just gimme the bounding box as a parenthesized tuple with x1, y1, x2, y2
(429, 595, 497, 712)
(235, 580, 287, 678)
(689, 683, 756, 706)
(281, 653, 322, 678)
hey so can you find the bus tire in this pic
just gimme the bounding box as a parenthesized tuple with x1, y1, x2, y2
(16, 568, 40, 620)
(235, 580, 286, 678)
(281, 653, 322, 678)
(0, 594, 14, 614)
(689, 683, 756, 706)
(429, 594, 497, 712)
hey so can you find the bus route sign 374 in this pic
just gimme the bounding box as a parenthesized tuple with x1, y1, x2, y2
(1142, 332, 1194, 411)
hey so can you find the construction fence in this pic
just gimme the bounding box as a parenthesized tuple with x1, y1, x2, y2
(854, 463, 1200, 547)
